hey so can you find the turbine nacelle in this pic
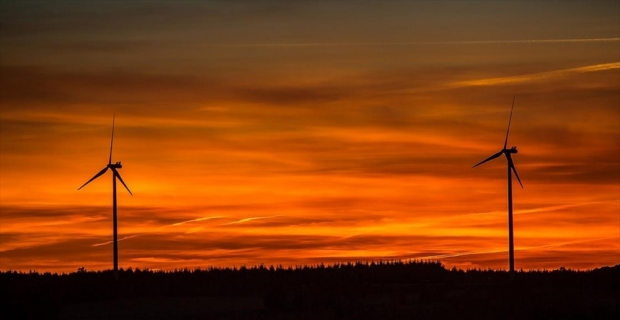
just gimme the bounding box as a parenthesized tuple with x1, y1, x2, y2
(109, 161, 123, 169)
(504, 146, 518, 154)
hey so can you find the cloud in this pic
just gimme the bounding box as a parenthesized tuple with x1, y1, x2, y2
(170, 216, 226, 227)
(434, 237, 620, 270)
(92, 234, 143, 247)
(221, 215, 279, 226)
(451, 62, 620, 87)
(201, 38, 620, 48)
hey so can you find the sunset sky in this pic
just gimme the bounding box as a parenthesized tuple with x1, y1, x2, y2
(1, 1, 619, 273)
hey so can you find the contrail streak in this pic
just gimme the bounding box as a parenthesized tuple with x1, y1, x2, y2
(92, 234, 142, 247)
(205, 38, 619, 48)
(452, 62, 620, 87)
(465, 200, 612, 217)
(90, 216, 226, 246)
(170, 216, 225, 226)
(415, 237, 616, 260)
(398, 61, 620, 94)
(90, 215, 282, 246)
(221, 215, 279, 225)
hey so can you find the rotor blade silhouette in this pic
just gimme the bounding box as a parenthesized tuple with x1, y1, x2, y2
(472, 151, 503, 168)
(109, 113, 115, 165)
(507, 154, 523, 188)
(503, 96, 515, 149)
(112, 168, 133, 196)
(78, 167, 108, 190)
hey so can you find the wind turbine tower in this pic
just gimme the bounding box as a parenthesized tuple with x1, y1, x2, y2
(472, 97, 523, 279)
(78, 114, 132, 279)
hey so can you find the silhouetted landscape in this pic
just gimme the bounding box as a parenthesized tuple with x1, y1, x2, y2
(2, 260, 618, 319)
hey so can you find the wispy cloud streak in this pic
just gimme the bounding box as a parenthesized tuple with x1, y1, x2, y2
(452, 62, 620, 87)
(92, 234, 142, 247)
(170, 216, 225, 227)
(415, 237, 617, 261)
(221, 216, 280, 226)
(205, 38, 620, 48)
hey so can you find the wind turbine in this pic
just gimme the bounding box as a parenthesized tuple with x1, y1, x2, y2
(472, 97, 523, 279)
(78, 114, 132, 279)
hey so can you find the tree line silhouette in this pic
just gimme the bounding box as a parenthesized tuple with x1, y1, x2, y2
(2, 260, 618, 319)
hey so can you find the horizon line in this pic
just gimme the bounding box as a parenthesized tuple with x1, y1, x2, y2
(2, 260, 617, 274)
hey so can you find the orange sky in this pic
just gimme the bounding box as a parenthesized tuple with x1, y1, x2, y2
(1, 1, 619, 273)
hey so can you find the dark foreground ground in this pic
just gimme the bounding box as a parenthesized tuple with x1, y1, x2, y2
(1, 261, 618, 320)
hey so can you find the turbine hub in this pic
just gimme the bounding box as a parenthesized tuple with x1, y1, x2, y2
(109, 162, 123, 168)
(510, 146, 518, 154)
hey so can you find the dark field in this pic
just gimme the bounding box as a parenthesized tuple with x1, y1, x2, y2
(1, 261, 618, 320)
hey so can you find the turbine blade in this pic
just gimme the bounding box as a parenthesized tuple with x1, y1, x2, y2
(78, 167, 108, 190)
(112, 169, 133, 196)
(472, 151, 503, 168)
(503, 96, 515, 149)
(109, 113, 115, 165)
(507, 154, 523, 188)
